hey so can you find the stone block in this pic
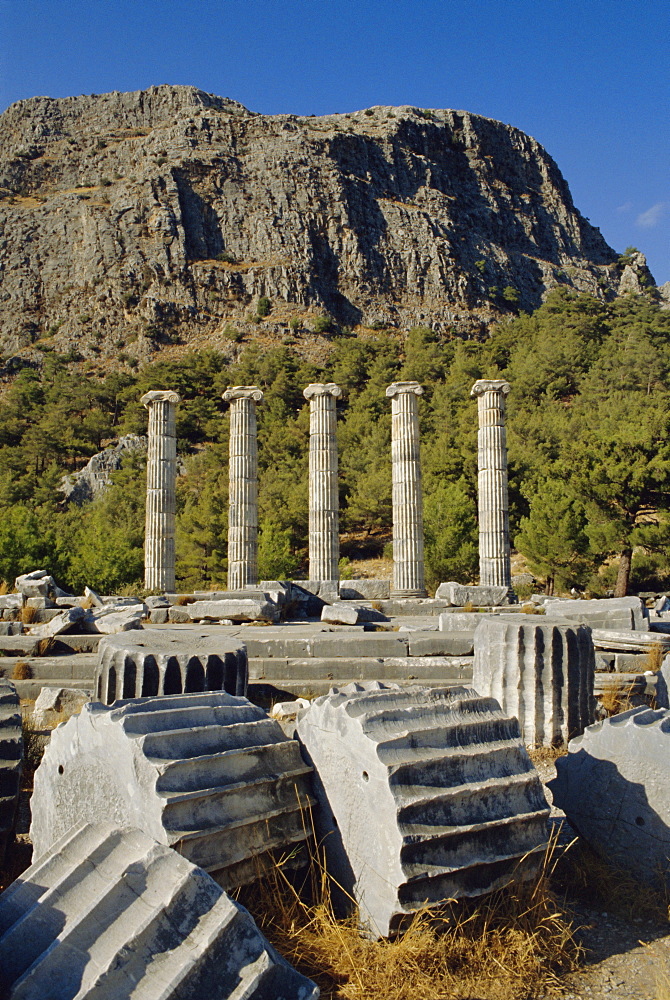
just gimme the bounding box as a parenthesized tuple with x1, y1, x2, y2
(26, 607, 87, 639)
(0, 635, 39, 656)
(339, 579, 391, 601)
(473, 615, 595, 746)
(436, 582, 510, 606)
(407, 632, 474, 656)
(168, 605, 191, 623)
(439, 612, 490, 633)
(0, 821, 318, 999)
(15, 570, 53, 599)
(297, 682, 549, 937)
(0, 595, 21, 611)
(613, 652, 653, 672)
(594, 652, 614, 672)
(95, 628, 249, 703)
(84, 584, 104, 606)
(145, 594, 171, 609)
(0, 623, 21, 636)
(187, 599, 280, 623)
(656, 654, 670, 708)
(544, 596, 649, 631)
(655, 595, 670, 614)
(89, 608, 145, 634)
(150, 607, 169, 624)
(321, 603, 360, 625)
(591, 629, 670, 652)
(31, 686, 91, 727)
(292, 580, 338, 604)
(0, 681, 22, 866)
(549, 707, 670, 885)
(308, 633, 409, 658)
(30, 691, 316, 891)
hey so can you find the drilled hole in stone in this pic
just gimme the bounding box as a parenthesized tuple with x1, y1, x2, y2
(362, 771, 369, 782)
(58, 765, 64, 775)
(635, 816, 645, 827)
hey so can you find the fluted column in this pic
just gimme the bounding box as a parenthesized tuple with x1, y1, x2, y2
(471, 379, 512, 593)
(223, 386, 263, 590)
(386, 381, 427, 598)
(142, 390, 180, 592)
(304, 383, 341, 581)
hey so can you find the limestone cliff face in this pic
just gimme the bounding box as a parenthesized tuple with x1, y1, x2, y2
(0, 85, 643, 359)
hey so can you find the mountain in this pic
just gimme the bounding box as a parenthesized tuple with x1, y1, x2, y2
(0, 85, 654, 363)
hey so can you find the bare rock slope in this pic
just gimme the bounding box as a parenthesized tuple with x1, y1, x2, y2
(0, 84, 648, 358)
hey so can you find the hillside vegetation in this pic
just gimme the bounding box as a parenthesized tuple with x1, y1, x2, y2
(1, 287, 669, 596)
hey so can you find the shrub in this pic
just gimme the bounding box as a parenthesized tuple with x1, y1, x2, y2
(313, 315, 332, 334)
(289, 317, 301, 331)
(256, 296, 271, 318)
(503, 286, 520, 304)
(474, 260, 486, 274)
(223, 326, 244, 343)
(215, 251, 238, 264)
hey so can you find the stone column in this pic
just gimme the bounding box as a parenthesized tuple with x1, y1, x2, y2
(386, 381, 427, 598)
(142, 390, 180, 592)
(470, 379, 512, 594)
(223, 386, 263, 590)
(303, 383, 341, 582)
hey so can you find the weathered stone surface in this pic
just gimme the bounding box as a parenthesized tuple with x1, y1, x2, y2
(150, 607, 169, 624)
(655, 655, 670, 709)
(15, 570, 53, 599)
(292, 580, 339, 605)
(407, 632, 474, 656)
(187, 599, 279, 623)
(0, 821, 319, 999)
(544, 595, 649, 631)
(655, 595, 670, 614)
(30, 692, 315, 890)
(320, 603, 359, 626)
(0, 595, 21, 611)
(31, 686, 91, 727)
(471, 380, 513, 594)
(0, 623, 21, 636)
(549, 708, 670, 885)
(613, 652, 654, 673)
(0, 681, 22, 865)
(168, 605, 191, 623)
(84, 585, 104, 607)
(95, 628, 248, 703)
(297, 682, 549, 937)
(27, 606, 86, 639)
(473, 615, 595, 746)
(0, 86, 624, 363)
(145, 594, 171, 609)
(89, 608, 145, 634)
(339, 579, 390, 601)
(436, 582, 510, 606)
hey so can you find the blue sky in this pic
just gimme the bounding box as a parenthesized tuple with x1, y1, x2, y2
(1, 0, 668, 283)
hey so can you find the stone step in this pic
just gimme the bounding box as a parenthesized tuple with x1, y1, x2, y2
(10, 678, 95, 700)
(247, 676, 473, 706)
(0, 821, 318, 999)
(0, 681, 21, 864)
(0, 654, 98, 682)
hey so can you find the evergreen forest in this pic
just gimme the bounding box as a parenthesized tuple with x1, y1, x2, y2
(1, 287, 669, 597)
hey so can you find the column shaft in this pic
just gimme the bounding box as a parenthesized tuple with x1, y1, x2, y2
(142, 391, 180, 592)
(304, 383, 341, 581)
(224, 387, 263, 590)
(386, 382, 427, 598)
(471, 380, 512, 592)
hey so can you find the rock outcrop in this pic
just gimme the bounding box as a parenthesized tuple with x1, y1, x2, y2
(0, 85, 634, 359)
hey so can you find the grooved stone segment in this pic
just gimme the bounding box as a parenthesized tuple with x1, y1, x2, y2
(0, 821, 318, 999)
(304, 383, 341, 582)
(94, 628, 248, 704)
(297, 682, 549, 937)
(0, 681, 22, 865)
(386, 382, 427, 598)
(549, 708, 670, 885)
(30, 691, 315, 890)
(142, 389, 180, 592)
(473, 615, 595, 746)
(223, 386, 263, 590)
(470, 380, 512, 595)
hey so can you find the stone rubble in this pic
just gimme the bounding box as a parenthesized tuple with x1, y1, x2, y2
(0, 821, 319, 999)
(30, 691, 315, 891)
(31, 687, 91, 728)
(549, 707, 670, 885)
(186, 598, 280, 623)
(436, 582, 510, 606)
(95, 628, 248, 703)
(0, 681, 22, 865)
(544, 595, 649, 632)
(297, 681, 549, 937)
(320, 602, 360, 625)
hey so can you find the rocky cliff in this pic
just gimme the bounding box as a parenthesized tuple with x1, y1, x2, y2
(0, 85, 653, 362)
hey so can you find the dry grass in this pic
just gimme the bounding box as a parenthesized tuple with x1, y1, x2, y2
(528, 744, 567, 767)
(11, 660, 31, 680)
(36, 637, 56, 657)
(463, 600, 475, 612)
(19, 606, 38, 624)
(646, 641, 665, 672)
(175, 595, 195, 606)
(0, 580, 9, 596)
(599, 679, 637, 716)
(520, 603, 545, 615)
(237, 830, 582, 1000)
(80, 596, 95, 610)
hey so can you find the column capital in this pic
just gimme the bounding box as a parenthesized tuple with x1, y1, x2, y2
(470, 379, 511, 398)
(222, 385, 263, 403)
(303, 382, 342, 401)
(386, 381, 423, 399)
(141, 390, 180, 408)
